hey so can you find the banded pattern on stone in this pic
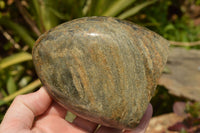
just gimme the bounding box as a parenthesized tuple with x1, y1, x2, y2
(32, 16, 169, 129)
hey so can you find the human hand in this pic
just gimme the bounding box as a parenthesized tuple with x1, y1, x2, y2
(0, 87, 152, 133)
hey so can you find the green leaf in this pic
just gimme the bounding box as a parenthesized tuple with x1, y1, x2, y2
(0, 100, 6, 106)
(1, 79, 41, 105)
(7, 76, 17, 95)
(49, 7, 70, 20)
(0, 0, 5, 9)
(89, 0, 115, 16)
(40, 2, 59, 31)
(0, 88, 8, 97)
(164, 24, 175, 32)
(118, 0, 157, 19)
(196, 0, 200, 5)
(12, 65, 25, 81)
(102, 0, 136, 17)
(32, 0, 43, 32)
(0, 17, 35, 48)
(32, 0, 59, 32)
(82, 0, 92, 15)
(18, 76, 32, 88)
(0, 52, 32, 70)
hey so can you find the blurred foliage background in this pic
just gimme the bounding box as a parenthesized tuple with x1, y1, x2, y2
(0, 0, 200, 130)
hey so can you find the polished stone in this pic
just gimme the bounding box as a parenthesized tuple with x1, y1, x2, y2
(32, 16, 169, 129)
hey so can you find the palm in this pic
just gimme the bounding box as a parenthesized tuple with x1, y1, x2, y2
(32, 102, 97, 133)
(33, 114, 72, 133)
(32, 102, 123, 133)
(32, 102, 151, 133)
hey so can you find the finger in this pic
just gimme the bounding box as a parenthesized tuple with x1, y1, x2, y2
(42, 102, 67, 118)
(72, 116, 98, 132)
(96, 126, 122, 133)
(33, 115, 91, 133)
(0, 87, 52, 131)
(124, 104, 153, 133)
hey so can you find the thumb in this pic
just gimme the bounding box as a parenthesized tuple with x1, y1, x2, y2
(0, 87, 52, 132)
(124, 104, 153, 133)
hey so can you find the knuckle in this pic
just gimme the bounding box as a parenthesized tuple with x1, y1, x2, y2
(14, 95, 26, 102)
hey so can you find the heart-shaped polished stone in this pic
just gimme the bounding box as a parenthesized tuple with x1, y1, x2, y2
(32, 16, 169, 129)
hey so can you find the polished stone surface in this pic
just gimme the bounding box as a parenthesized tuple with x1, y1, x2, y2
(32, 16, 169, 129)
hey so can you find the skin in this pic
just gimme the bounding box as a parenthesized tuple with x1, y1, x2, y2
(0, 87, 152, 133)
